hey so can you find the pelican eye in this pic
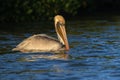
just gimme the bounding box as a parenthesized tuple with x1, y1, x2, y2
(56, 22, 65, 27)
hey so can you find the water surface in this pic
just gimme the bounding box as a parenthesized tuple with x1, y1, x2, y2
(0, 15, 120, 80)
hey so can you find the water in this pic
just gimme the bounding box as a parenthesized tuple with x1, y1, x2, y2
(0, 15, 120, 80)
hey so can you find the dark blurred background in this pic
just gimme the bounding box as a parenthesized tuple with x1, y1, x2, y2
(0, 0, 120, 23)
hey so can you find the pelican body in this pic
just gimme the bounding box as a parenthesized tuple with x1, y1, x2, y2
(12, 15, 69, 53)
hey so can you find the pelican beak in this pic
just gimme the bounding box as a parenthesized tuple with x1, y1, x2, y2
(56, 22, 69, 51)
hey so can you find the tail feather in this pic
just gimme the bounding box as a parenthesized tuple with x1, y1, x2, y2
(12, 48, 19, 51)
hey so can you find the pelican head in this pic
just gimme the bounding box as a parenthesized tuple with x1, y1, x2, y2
(54, 15, 69, 51)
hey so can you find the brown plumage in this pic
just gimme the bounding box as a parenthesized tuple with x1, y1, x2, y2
(12, 15, 69, 53)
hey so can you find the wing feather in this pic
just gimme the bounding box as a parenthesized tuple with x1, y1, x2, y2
(12, 34, 64, 52)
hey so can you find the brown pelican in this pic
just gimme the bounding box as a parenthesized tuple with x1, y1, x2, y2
(12, 15, 69, 53)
